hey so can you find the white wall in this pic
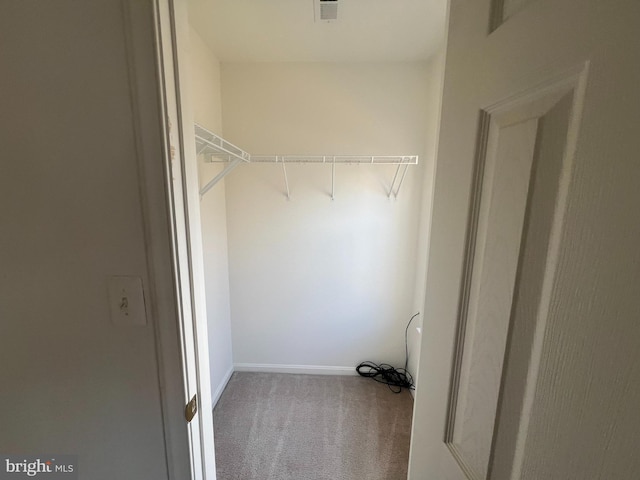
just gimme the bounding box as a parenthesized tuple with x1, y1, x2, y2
(188, 27, 234, 406)
(0, 1, 174, 478)
(221, 62, 436, 372)
(189, 27, 223, 135)
(405, 51, 446, 385)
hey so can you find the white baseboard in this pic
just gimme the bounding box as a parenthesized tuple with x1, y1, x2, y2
(233, 363, 357, 376)
(211, 365, 234, 410)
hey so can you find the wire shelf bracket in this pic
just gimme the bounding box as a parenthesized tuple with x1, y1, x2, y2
(388, 158, 412, 199)
(195, 124, 250, 197)
(195, 124, 250, 165)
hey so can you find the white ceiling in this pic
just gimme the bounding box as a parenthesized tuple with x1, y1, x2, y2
(187, 0, 447, 63)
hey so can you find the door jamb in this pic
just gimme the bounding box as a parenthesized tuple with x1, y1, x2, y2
(122, 0, 216, 478)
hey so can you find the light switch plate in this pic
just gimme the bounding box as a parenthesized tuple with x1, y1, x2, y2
(107, 276, 147, 326)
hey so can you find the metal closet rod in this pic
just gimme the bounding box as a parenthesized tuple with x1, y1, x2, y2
(194, 124, 419, 198)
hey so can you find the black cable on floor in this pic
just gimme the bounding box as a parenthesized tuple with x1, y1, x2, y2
(356, 361, 414, 393)
(356, 312, 420, 393)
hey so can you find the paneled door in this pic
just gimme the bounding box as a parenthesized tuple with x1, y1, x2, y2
(409, 1, 640, 479)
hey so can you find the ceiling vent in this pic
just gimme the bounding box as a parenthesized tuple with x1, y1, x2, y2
(315, 0, 338, 22)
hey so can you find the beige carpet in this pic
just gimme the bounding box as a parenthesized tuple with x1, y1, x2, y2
(212, 372, 413, 480)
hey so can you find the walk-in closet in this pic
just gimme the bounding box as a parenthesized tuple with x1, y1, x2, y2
(182, 1, 446, 478)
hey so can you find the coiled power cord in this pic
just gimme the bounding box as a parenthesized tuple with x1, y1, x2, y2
(356, 312, 420, 393)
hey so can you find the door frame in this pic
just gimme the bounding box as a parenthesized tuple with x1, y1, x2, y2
(123, 0, 217, 478)
(140, 0, 455, 479)
(151, 0, 217, 478)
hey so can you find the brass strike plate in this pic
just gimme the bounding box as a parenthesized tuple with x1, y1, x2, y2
(185, 394, 198, 423)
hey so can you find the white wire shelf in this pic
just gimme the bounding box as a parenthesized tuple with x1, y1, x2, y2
(250, 155, 418, 165)
(194, 124, 250, 164)
(194, 123, 418, 199)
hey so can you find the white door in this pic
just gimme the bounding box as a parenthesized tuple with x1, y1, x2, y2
(409, 1, 640, 479)
(155, 0, 217, 478)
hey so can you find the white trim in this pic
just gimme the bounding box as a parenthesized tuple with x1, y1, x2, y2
(234, 363, 358, 376)
(164, 0, 217, 477)
(121, 1, 192, 478)
(211, 366, 234, 410)
(510, 62, 590, 480)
